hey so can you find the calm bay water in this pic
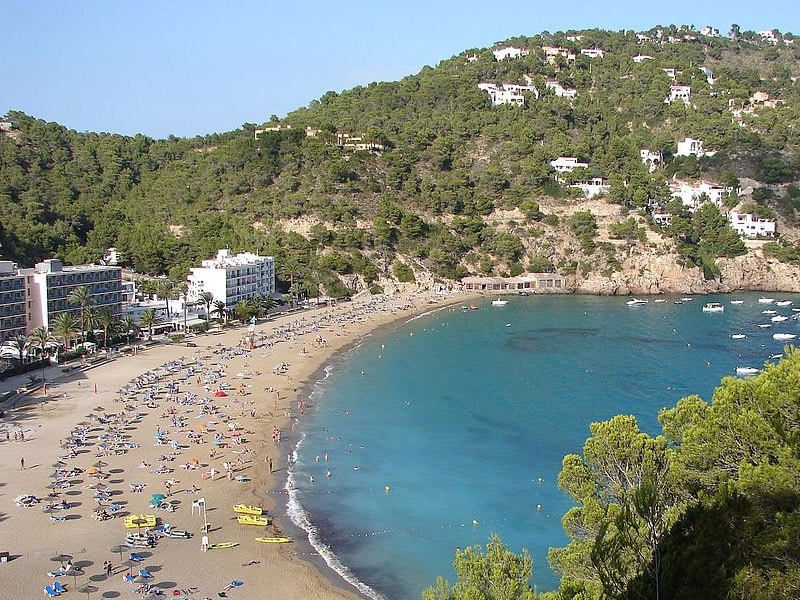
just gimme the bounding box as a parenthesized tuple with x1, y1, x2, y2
(286, 293, 799, 600)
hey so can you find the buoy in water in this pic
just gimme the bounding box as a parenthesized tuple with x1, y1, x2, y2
(384, 485, 390, 494)
(472, 519, 479, 527)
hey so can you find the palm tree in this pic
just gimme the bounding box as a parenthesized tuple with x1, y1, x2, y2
(26, 326, 56, 381)
(83, 305, 99, 343)
(212, 300, 227, 328)
(51, 313, 79, 352)
(138, 308, 163, 340)
(258, 293, 279, 316)
(67, 285, 93, 343)
(198, 291, 214, 322)
(7, 334, 28, 362)
(120, 316, 138, 344)
(155, 279, 176, 320)
(95, 308, 117, 349)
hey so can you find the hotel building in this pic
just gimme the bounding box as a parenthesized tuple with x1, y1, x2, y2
(187, 249, 275, 310)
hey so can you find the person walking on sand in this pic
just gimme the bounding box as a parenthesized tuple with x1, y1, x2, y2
(20, 457, 24, 469)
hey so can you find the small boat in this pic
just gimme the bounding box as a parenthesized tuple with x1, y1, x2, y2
(681, 297, 694, 302)
(776, 300, 793, 306)
(773, 333, 797, 341)
(233, 504, 263, 516)
(702, 302, 724, 313)
(469, 305, 478, 310)
(730, 300, 744, 305)
(255, 537, 292, 544)
(626, 298, 648, 306)
(758, 323, 773, 328)
(736, 367, 760, 376)
(654, 298, 667, 303)
(769, 353, 783, 360)
(491, 299, 508, 306)
(237, 514, 270, 526)
(762, 309, 777, 314)
(759, 297, 775, 304)
(771, 315, 788, 322)
(207, 542, 238, 550)
(730, 334, 747, 339)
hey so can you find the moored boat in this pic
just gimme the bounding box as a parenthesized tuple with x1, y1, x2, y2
(773, 333, 797, 341)
(736, 367, 760, 376)
(702, 302, 724, 313)
(626, 298, 648, 306)
(730, 299, 744, 305)
(730, 334, 746, 339)
(776, 300, 793, 306)
(759, 297, 775, 304)
(491, 299, 508, 306)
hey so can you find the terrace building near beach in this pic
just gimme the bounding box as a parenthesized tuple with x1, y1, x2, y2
(25, 259, 123, 331)
(187, 249, 275, 310)
(461, 274, 566, 293)
(0, 261, 28, 344)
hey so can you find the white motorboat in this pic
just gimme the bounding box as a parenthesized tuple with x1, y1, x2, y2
(759, 297, 775, 304)
(491, 299, 508, 306)
(773, 333, 797, 341)
(730, 300, 744, 305)
(736, 367, 760, 376)
(776, 300, 793, 306)
(681, 297, 694, 302)
(762, 309, 777, 314)
(626, 298, 648, 306)
(730, 334, 747, 339)
(702, 302, 724, 313)
(654, 298, 667, 303)
(771, 315, 788, 322)
(758, 323, 773, 328)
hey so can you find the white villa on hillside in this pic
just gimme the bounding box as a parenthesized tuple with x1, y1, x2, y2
(580, 48, 604, 58)
(493, 47, 527, 61)
(676, 137, 715, 158)
(571, 177, 610, 198)
(633, 54, 654, 63)
(478, 83, 537, 106)
(671, 181, 735, 208)
(728, 211, 776, 238)
(545, 80, 577, 99)
(550, 156, 589, 174)
(666, 85, 691, 105)
(640, 149, 663, 172)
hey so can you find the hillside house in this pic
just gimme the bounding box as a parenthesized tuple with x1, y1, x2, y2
(571, 177, 610, 198)
(671, 181, 735, 208)
(550, 156, 589, 174)
(640, 149, 663, 172)
(493, 47, 527, 61)
(666, 85, 691, 105)
(632, 54, 654, 63)
(580, 48, 604, 58)
(700, 26, 720, 37)
(478, 83, 537, 106)
(728, 211, 776, 238)
(662, 68, 677, 79)
(542, 46, 576, 63)
(545, 80, 577, 99)
(676, 137, 714, 158)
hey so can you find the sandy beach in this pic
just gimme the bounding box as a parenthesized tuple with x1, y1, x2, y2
(0, 286, 470, 600)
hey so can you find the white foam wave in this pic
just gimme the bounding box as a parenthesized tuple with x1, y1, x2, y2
(285, 470, 387, 600)
(404, 304, 452, 324)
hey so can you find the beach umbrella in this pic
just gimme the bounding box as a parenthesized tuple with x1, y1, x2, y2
(132, 517, 149, 532)
(93, 461, 108, 468)
(65, 567, 84, 587)
(110, 544, 127, 562)
(50, 553, 73, 563)
(77, 584, 98, 599)
(213, 390, 227, 397)
(151, 493, 165, 502)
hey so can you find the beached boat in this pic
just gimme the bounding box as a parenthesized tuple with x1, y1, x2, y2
(702, 302, 724, 313)
(730, 300, 744, 305)
(491, 299, 508, 306)
(736, 367, 760, 376)
(255, 537, 292, 544)
(759, 297, 775, 304)
(730, 334, 747, 339)
(233, 504, 263, 516)
(207, 542, 238, 549)
(626, 298, 648, 306)
(773, 333, 797, 341)
(237, 514, 270, 526)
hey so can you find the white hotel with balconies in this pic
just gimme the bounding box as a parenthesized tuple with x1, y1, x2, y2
(187, 249, 275, 310)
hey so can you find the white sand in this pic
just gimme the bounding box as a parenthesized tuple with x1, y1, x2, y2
(0, 287, 471, 600)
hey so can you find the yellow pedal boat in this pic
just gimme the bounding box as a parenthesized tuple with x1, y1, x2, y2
(237, 514, 270, 526)
(233, 504, 263, 515)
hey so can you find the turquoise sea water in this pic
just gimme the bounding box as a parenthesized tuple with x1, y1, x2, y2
(286, 293, 800, 600)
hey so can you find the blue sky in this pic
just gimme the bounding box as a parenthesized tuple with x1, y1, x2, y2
(3, 1, 798, 139)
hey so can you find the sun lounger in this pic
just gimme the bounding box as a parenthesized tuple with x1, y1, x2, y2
(123, 573, 136, 583)
(53, 581, 67, 594)
(47, 570, 67, 577)
(43, 585, 59, 597)
(138, 568, 153, 578)
(49, 515, 66, 522)
(129, 552, 144, 562)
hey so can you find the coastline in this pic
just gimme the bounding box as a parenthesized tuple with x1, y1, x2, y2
(0, 286, 472, 600)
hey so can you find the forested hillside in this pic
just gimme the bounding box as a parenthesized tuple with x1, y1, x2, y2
(3, 24, 800, 297)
